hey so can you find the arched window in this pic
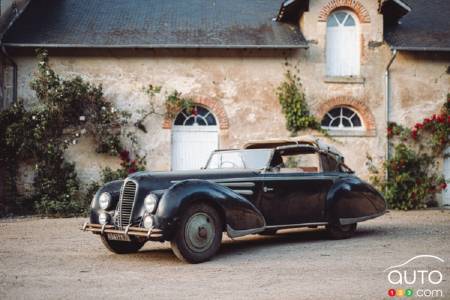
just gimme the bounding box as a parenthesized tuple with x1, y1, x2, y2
(326, 10, 360, 76)
(174, 105, 217, 126)
(321, 107, 363, 130)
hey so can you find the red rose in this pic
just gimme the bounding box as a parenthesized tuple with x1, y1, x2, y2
(128, 167, 137, 174)
(424, 118, 431, 124)
(441, 182, 447, 190)
(387, 128, 393, 137)
(411, 129, 418, 140)
(432, 114, 437, 120)
(119, 150, 130, 161)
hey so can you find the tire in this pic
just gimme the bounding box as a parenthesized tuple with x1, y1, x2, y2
(101, 235, 145, 254)
(326, 223, 357, 239)
(171, 203, 223, 263)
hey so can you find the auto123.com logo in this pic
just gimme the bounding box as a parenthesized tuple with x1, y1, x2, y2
(384, 255, 445, 298)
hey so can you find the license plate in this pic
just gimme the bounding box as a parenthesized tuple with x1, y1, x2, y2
(107, 233, 131, 241)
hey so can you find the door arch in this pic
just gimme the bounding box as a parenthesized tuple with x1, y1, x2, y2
(171, 105, 219, 170)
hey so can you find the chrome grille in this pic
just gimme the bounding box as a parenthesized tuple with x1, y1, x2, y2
(118, 180, 137, 228)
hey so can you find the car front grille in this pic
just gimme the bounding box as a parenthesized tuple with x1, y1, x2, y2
(117, 180, 137, 228)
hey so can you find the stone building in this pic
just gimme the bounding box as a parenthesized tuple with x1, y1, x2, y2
(0, 0, 449, 204)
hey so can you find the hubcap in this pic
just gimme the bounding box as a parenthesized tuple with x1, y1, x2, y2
(185, 212, 215, 253)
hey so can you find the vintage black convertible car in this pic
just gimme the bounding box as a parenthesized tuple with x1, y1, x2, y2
(83, 137, 386, 263)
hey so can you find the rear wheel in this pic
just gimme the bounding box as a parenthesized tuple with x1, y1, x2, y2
(326, 223, 357, 239)
(171, 203, 223, 263)
(101, 235, 145, 254)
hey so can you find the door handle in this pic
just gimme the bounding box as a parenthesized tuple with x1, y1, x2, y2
(263, 187, 274, 192)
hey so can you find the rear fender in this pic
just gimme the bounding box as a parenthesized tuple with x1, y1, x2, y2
(326, 176, 386, 225)
(155, 179, 265, 237)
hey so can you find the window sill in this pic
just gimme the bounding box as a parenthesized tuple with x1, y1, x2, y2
(324, 129, 376, 137)
(324, 76, 365, 84)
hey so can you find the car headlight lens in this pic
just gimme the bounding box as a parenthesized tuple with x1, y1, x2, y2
(143, 215, 154, 229)
(144, 193, 158, 213)
(99, 192, 111, 210)
(98, 212, 109, 225)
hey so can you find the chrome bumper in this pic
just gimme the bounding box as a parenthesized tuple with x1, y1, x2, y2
(82, 222, 163, 240)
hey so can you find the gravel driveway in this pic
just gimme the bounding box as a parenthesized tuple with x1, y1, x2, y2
(1, 210, 449, 300)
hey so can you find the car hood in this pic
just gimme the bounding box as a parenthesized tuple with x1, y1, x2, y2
(128, 168, 261, 191)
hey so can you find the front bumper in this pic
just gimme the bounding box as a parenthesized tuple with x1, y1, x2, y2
(82, 222, 164, 241)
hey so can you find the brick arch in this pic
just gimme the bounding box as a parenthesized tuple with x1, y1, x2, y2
(162, 98, 229, 129)
(318, 0, 371, 23)
(316, 96, 376, 132)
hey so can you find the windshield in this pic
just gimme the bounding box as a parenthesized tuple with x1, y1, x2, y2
(206, 149, 272, 170)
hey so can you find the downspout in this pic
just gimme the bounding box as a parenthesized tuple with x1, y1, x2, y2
(385, 48, 398, 179)
(1, 44, 17, 103)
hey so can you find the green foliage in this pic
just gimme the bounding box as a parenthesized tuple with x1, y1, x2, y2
(0, 49, 128, 216)
(165, 90, 193, 120)
(276, 71, 321, 134)
(369, 95, 450, 210)
(368, 144, 446, 210)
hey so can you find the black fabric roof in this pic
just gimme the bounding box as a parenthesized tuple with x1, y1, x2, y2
(2, 0, 307, 49)
(384, 0, 450, 51)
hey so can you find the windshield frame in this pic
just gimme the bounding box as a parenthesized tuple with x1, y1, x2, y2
(205, 149, 274, 170)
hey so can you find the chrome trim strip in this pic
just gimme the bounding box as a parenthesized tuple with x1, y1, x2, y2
(231, 189, 254, 195)
(265, 222, 328, 230)
(170, 176, 336, 185)
(340, 211, 385, 225)
(217, 182, 255, 187)
(226, 224, 265, 238)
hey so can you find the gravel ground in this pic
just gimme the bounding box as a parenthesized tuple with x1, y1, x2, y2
(1, 210, 449, 300)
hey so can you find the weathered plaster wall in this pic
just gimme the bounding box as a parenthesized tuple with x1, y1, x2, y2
(13, 49, 295, 184)
(390, 52, 450, 126)
(10, 0, 449, 192)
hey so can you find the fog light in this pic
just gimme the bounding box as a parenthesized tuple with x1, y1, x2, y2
(143, 215, 153, 229)
(98, 212, 109, 225)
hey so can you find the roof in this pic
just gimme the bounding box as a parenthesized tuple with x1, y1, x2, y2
(384, 0, 450, 51)
(2, 0, 308, 49)
(243, 136, 343, 157)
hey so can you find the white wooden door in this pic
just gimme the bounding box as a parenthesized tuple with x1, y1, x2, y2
(171, 105, 219, 170)
(443, 148, 450, 206)
(172, 127, 218, 170)
(326, 10, 360, 77)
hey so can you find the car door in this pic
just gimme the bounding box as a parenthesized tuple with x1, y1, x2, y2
(258, 146, 334, 225)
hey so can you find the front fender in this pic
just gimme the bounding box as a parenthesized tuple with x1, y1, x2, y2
(326, 176, 386, 225)
(155, 179, 265, 234)
(89, 180, 123, 224)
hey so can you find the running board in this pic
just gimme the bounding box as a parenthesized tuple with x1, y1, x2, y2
(226, 222, 328, 238)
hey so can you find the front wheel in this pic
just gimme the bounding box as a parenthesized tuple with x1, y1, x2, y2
(171, 203, 223, 263)
(326, 223, 357, 239)
(101, 235, 145, 254)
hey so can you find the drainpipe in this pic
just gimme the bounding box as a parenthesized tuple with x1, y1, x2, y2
(1, 44, 18, 103)
(385, 48, 398, 180)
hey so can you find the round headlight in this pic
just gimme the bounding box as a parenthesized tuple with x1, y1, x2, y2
(99, 192, 111, 210)
(143, 215, 154, 229)
(144, 193, 158, 213)
(98, 212, 109, 225)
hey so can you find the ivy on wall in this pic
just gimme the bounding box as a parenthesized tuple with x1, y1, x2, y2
(276, 70, 322, 135)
